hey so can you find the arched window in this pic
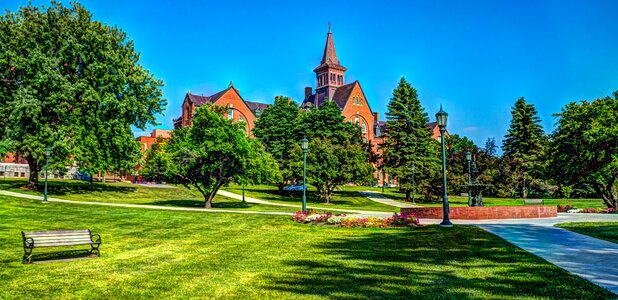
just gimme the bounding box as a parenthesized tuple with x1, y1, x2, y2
(354, 116, 359, 125)
(361, 121, 367, 134)
(228, 108, 233, 120)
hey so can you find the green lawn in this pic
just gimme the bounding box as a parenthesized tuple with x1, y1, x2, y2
(555, 222, 618, 244)
(347, 185, 607, 208)
(0, 195, 614, 299)
(0, 179, 300, 213)
(222, 183, 399, 212)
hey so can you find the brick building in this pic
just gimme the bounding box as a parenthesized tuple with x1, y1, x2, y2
(136, 129, 172, 152)
(173, 82, 269, 134)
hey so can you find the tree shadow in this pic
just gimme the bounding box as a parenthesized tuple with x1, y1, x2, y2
(261, 226, 615, 299)
(148, 199, 260, 209)
(1, 180, 136, 196)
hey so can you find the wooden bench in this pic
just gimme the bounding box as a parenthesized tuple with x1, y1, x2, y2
(22, 229, 101, 264)
(523, 199, 544, 206)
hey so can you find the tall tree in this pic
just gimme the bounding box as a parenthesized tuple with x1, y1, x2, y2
(253, 96, 300, 192)
(166, 104, 279, 208)
(549, 92, 618, 208)
(501, 97, 547, 197)
(0, 2, 165, 187)
(383, 77, 439, 201)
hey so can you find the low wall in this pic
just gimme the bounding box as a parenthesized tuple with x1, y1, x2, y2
(401, 206, 557, 220)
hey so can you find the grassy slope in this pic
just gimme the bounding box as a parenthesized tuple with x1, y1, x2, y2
(0, 179, 298, 213)
(555, 222, 618, 244)
(223, 183, 399, 212)
(346, 185, 608, 208)
(0, 195, 614, 299)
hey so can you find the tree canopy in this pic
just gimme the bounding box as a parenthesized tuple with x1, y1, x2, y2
(0, 1, 165, 187)
(253, 96, 301, 191)
(166, 104, 279, 208)
(549, 92, 618, 208)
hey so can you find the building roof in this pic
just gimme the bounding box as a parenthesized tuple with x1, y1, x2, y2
(245, 101, 270, 113)
(313, 27, 347, 72)
(301, 81, 359, 110)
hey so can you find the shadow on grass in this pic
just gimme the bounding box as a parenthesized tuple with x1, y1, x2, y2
(28, 249, 96, 264)
(149, 199, 257, 209)
(261, 226, 614, 299)
(240, 188, 369, 206)
(0, 180, 136, 196)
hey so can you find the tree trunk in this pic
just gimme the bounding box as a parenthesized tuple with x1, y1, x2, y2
(27, 159, 39, 189)
(89, 174, 93, 187)
(405, 189, 411, 202)
(277, 182, 285, 193)
(204, 194, 213, 208)
(325, 186, 332, 204)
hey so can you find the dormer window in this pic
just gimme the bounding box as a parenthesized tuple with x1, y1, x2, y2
(227, 108, 233, 120)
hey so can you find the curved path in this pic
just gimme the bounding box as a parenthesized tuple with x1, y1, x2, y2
(359, 191, 422, 208)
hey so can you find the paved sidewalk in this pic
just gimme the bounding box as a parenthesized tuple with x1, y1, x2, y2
(359, 191, 422, 208)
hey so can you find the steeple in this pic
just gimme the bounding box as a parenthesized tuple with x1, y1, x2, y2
(314, 24, 347, 99)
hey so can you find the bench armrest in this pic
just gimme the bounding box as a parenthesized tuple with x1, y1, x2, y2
(23, 237, 34, 248)
(91, 234, 101, 244)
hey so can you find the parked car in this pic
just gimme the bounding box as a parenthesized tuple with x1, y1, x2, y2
(283, 184, 305, 191)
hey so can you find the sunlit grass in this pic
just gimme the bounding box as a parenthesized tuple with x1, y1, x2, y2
(555, 222, 618, 244)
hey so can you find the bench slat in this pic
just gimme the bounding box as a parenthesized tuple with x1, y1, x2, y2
(24, 230, 90, 237)
(34, 240, 99, 247)
(29, 235, 92, 240)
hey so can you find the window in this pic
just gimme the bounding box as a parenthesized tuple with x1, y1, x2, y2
(20, 172, 25, 177)
(228, 108, 233, 120)
(361, 121, 367, 134)
(0, 171, 3, 176)
(14, 172, 18, 177)
(354, 116, 359, 125)
(238, 116, 244, 123)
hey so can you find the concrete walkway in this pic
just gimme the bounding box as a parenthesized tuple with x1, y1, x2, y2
(422, 213, 618, 295)
(359, 191, 422, 208)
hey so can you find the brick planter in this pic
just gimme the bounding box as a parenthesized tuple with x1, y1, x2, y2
(400, 206, 557, 220)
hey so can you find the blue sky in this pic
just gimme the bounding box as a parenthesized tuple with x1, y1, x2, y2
(4, 0, 618, 149)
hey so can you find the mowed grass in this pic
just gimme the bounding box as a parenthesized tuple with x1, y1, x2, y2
(222, 183, 398, 212)
(555, 222, 618, 244)
(0, 195, 614, 299)
(0, 179, 300, 213)
(346, 185, 608, 208)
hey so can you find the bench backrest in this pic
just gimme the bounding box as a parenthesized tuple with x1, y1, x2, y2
(22, 230, 93, 247)
(523, 199, 544, 205)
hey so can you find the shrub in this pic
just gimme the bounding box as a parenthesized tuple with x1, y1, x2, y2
(579, 208, 601, 213)
(391, 212, 420, 226)
(557, 205, 574, 213)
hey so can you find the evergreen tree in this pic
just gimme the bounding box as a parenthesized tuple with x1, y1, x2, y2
(383, 77, 439, 201)
(501, 97, 547, 197)
(253, 96, 300, 192)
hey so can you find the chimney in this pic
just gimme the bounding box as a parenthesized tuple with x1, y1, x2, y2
(304, 87, 312, 99)
(373, 112, 379, 122)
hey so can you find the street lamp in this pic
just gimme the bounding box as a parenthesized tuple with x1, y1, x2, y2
(43, 147, 50, 203)
(301, 137, 309, 212)
(436, 105, 452, 227)
(411, 163, 416, 204)
(466, 151, 472, 207)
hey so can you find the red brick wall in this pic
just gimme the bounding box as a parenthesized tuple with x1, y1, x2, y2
(341, 83, 375, 143)
(401, 206, 557, 220)
(212, 89, 257, 135)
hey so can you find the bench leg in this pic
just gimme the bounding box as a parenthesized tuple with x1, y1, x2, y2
(90, 244, 100, 257)
(22, 247, 33, 264)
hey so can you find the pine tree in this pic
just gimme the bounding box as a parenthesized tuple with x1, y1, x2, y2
(501, 97, 547, 197)
(383, 77, 439, 201)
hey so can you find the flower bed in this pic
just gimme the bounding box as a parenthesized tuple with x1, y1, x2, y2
(292, 210, 420, 228)
(558, 205, 617, 214)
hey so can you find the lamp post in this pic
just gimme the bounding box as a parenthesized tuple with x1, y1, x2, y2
(301, 137, 309, 212)
(436, 105, 452, 227)
(382, 169, 385, 193)
(466, 151, 472, 207)
(44, 147, 50, 203)
(411, 163, 416, 204)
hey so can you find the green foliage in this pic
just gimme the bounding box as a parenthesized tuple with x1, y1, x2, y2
(253, 96, 300, 191)
(501, 97, 547, 197)
(383, 77, 439, 200)
(297, 99, 359, 144)
(292, 138, 373, 203)
(166, 104, 279, 208)
(561, 185, 573, 200)
(140, 137, 174, 183)
(549, 92, 618, 207)
(0, 2, 165, 187)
